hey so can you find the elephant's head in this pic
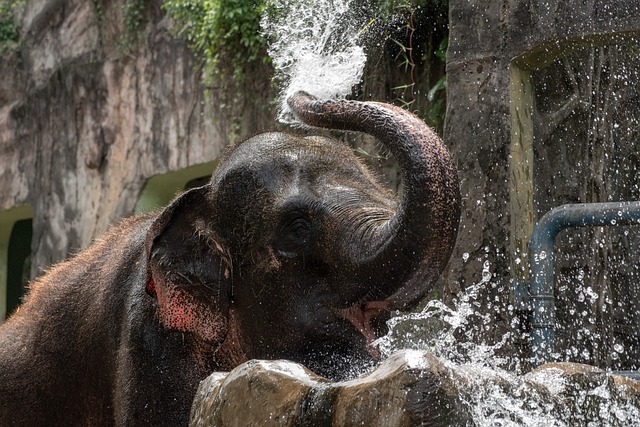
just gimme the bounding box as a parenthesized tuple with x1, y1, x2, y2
(145, 92, 460, 379)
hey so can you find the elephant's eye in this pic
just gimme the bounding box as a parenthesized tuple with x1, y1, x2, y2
(275, 215, 312, 258)
(289, 217, 310, 236)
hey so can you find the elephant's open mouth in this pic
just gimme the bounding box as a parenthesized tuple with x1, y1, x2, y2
(337, 301, 391, 360)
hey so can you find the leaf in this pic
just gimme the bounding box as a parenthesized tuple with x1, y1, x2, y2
(427, 75, 446, 102)
(434, 36, 448, 62)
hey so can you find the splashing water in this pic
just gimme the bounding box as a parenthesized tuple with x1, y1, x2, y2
(374, 273, 508, 370)
(373, 272, 640, 426)
(260, 0, 370, 123)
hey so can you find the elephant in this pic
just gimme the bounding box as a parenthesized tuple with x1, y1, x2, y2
(0, 91, 460, 426)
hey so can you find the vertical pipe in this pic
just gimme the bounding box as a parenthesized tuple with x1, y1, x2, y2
(529, 201, 640, 367)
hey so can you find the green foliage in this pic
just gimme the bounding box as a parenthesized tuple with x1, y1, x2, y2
(119, 0, 148, 53)
(433, 34, 447, 62)
(162, 0, 267, 82)
(0, 0, 22, 52)
(427, 37, 447, 104)
(371, 0, 448, 22)
(424, 35, 447, 131)
(373, 0, 448, 132)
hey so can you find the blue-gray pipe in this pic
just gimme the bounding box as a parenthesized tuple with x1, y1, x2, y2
(529, 201, 640, 367)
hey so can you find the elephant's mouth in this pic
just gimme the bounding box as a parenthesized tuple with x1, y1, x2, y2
(337, 300, 391, 360)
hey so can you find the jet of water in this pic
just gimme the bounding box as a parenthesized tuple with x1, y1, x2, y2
(260, 0, 370, 123)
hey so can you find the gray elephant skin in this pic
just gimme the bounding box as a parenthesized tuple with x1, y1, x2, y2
(0, 91, 460, 426)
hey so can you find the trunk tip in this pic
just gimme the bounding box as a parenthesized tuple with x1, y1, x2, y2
(287, 91, 317, 110)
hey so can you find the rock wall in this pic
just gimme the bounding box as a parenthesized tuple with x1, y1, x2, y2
(0, 0, 275, 279)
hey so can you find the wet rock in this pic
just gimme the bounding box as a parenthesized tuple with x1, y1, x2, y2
(190, 361, 324, 426)
(525, 362, 640, 425)
(189, 350, 471, 427)
(332, 351, 469, 427)
(190, 353, 640, 426)
(455, 361, 640, 424)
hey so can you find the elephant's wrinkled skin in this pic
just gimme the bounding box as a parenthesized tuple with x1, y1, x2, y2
(0, 92, 460, 426)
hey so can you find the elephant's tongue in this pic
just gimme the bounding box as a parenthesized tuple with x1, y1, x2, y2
(338, 301, 390, 360)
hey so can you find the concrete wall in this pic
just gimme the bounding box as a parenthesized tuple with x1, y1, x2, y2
(445, 0, 640, 367)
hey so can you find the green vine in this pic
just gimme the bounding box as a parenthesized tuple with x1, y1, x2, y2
(162, 0, 268, 83)
(0, 0, 23, 54)
(159, 0, 448, 137)
(374, 0, 448, 132)
(425, 35, 447, 128)
(119, 0, 148, 53)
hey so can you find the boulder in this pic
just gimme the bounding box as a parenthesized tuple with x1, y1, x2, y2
(190, 351, 640, 426)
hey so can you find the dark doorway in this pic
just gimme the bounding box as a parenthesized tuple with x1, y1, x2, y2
(6, 219, 32, 316)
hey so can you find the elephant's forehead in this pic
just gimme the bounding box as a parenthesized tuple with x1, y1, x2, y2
(236, 132, 349, 159)
(216, 132, 361, 182)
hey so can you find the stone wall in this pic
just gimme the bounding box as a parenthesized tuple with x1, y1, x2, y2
(445, 0, 640, 367)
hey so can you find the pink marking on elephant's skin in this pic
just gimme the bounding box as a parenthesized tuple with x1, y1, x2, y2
(152, 274, 227, 345)
(145, 279, 157, 297)
(154, 279, 197, 333)
(212, 309, 249, 369)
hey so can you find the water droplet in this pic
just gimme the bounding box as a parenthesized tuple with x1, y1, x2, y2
(481, 260, 491, 283)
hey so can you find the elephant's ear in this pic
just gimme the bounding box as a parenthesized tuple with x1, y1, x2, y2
(145, 186, 231, 345)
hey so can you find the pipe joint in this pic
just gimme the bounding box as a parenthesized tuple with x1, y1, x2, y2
(526, 201, 640, 367)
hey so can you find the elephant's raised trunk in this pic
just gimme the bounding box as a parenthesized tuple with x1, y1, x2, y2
(288, 92, 460, 309)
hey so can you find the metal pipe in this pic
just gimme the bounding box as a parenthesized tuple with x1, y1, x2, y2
(529, 201, 640, 367)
